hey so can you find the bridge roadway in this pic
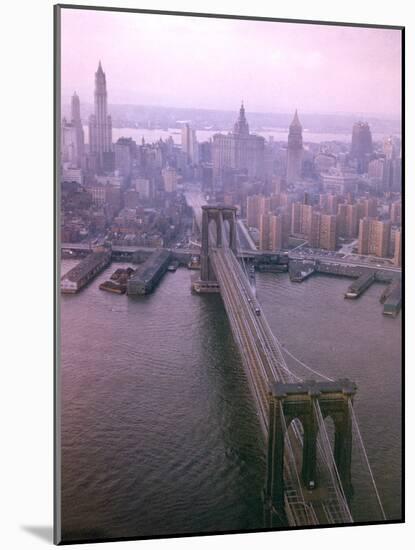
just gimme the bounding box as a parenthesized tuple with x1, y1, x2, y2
(209, 244, 351, 526)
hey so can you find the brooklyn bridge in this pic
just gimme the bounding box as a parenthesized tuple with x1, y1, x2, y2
(189, 199, 386, 528)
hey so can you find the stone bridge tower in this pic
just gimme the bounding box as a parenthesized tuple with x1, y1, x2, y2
(200, 205, 238, 282)
(264, 379, 357, 527)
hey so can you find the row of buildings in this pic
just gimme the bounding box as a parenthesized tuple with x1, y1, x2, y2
(246, 190, 401, 265)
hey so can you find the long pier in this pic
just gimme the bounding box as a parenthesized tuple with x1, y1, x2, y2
(60, 249, 111, 293)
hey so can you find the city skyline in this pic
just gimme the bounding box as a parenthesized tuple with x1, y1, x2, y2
(61, 9, 402, 117)
(57, 6, 402, 543)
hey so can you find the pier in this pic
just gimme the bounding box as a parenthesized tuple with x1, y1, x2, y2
(344, 272, 376, 299)
(383, 280, 402, 317)
(127, 249, 171, 295)
(289, 260, 316, 282)
(61, 248, 111, 293)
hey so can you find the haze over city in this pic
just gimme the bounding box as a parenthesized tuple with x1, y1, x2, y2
(61, 9, 402, 117)
(58, 5, 402, 543)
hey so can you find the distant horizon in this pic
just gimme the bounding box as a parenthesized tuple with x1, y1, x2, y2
(61, 8, 402, 118)
(61, 97, 402, 123)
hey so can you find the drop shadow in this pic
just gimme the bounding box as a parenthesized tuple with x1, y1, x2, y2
(21, 525, 53, 543)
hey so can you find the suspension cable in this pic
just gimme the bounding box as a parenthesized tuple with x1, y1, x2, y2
(281, 346, 334, 382)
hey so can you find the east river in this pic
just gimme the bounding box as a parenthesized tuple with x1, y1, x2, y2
(60, 261, 401, 541)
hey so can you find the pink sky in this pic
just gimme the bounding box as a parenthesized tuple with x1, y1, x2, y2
(60, 8, 402, 117)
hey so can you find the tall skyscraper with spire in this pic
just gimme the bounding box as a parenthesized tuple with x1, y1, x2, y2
(88, 61, 113, 172)
(286, 110, 303, 184)
(233, 101, 250, 136)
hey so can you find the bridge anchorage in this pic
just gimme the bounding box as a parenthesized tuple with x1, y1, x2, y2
(192, 205, 238, 293)
(264, 379, 356, 528)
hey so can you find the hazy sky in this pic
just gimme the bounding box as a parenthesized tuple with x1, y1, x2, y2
(61, 8, 402, 117)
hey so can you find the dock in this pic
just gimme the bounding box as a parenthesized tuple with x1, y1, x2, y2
(99, 267, 135, 294)
(61, 249, 111, 293)
(127, 249, 171, 295)
(383, 281, 402, 317)
(344, 272, 375, 299)
(289, 260, 316, 282)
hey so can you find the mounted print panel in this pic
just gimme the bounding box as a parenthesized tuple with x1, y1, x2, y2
(54, 4, 403, 545)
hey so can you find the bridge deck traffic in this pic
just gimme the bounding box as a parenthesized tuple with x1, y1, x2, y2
(210, 244, 352, 527)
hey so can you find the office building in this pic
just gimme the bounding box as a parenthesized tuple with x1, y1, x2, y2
(350, 121, 373, 173)
(182, 123, 199, 165)
(212, 103, 265, 182)
(286, 110, 303, 184)
(88, 61, 113, 172)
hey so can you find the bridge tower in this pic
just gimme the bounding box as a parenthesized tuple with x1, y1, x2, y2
(264, 379, 356, 527)
(200, 205, 238, 282)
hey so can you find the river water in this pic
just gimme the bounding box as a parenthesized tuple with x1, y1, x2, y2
(82, 126, 389, 146)
(59, 261, 401, 542)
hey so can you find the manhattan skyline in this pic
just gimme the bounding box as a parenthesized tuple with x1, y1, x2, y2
(61, 9, 402, 117)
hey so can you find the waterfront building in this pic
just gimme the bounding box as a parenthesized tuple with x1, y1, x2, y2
(88, 61, 113, 172)
(308, 211, 321, 248)
(319, 214, 337, 251)
(212, 103, 265, 182)
(247, 194, 262, 228)
(300, 204, 313, 237)
(259, 213, 287, 251)
(286, 110, 303, 184)
(358, 218, 391, 257)
(259, 213, 271, 250)
(345, 204, 358, 238)
(394, 229, 401, 266)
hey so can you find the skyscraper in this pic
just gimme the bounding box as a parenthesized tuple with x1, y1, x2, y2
(71, 92, 85, 169)
(114, 137, 136, 178)
(89, 61, 113, 172)
(181, 124, 199, 165)
(286, 110, 303, 184)
(350, 121, 373, 173)
(212, 103, 265, 183)
(61, 92, 85, 169)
